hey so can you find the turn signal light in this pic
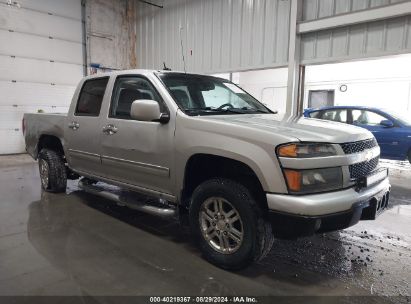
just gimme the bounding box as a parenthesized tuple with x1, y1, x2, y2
(283, 169, 301, 192)
(277, 144, 298, 157)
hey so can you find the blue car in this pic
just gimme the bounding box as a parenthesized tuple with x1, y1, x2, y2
(304, 106, 411, 163)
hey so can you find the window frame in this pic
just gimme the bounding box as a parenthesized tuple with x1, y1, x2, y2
(108, 74, 168, 120)
(74, 76, 110, 117)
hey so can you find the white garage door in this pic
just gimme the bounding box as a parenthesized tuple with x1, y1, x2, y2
(0, 0, 84, 154)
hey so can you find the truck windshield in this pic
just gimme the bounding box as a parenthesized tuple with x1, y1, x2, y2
(158, 73, 272, 116)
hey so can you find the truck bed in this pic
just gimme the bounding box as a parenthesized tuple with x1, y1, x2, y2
(23, 113, 67, 159)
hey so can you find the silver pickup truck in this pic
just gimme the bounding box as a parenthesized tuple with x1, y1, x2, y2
(24, 70, 390, 269)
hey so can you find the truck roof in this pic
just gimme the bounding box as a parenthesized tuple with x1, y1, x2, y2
(83, 69, 224, 80)
(86, 69, 219, 79)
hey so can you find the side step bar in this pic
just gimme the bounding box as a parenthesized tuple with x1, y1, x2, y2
(78, 179, 176, 218)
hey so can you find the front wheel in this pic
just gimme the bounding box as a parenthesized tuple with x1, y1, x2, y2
(189, 178, 274, 270)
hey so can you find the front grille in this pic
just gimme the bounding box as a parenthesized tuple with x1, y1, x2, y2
(340, 138, 378, 154)
(349, 156, 379, 179)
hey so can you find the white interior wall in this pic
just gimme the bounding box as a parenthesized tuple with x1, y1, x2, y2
(225, 55, 411, 116)
(304, 55, 411, 113)
(237, 69, 288, 114)
(213, 69, 288, 113)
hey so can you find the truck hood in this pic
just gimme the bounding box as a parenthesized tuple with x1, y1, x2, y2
(199, 114, 373, 143)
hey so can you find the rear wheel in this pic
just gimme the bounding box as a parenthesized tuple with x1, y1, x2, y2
(189, 178, 274, 270)
(38, 149, 67, 193)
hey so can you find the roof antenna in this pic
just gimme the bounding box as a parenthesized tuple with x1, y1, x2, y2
(163, 62, 171, 71)
(179, 25, 186, 73)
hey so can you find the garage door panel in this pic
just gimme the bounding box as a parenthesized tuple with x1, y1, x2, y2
(15, 0, 82, 20)
(0, 1, 82, 154)
(0, 129, 25, 154)
(0, 82, 76, 107)
(0, 30, 83, 64)
(0, 7, 82, 42)
(0, 106, 69, 129)
(0, 104, 69, 154)
(0, 56, 83, 85)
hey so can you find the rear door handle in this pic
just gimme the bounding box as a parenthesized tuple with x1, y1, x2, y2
(102, 124, 118, 135)
(68, 121, 80, 130)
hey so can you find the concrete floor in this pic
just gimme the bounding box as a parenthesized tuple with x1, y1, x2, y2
(0, 155, 410, 301)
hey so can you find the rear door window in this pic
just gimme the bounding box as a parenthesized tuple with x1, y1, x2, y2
(75, 77, 109, 116)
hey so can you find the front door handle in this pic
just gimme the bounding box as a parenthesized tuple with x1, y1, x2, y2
(102, 124, 118, 135)
(68, 121, 80, 130)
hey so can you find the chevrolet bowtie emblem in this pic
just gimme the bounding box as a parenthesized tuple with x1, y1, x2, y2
(365, 150, 373, 162)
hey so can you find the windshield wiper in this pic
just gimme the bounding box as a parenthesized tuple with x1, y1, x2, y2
(238, 107, 277, 114)
(184, 107, 273, 115)
(224, 107, 272, 114)
(184, 108, 230, 115)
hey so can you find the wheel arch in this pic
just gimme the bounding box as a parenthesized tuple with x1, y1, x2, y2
(37, 134, 65, 159)
(180, 153, 268, 213)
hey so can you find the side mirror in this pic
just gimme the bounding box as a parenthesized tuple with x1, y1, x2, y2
(130, 100, 170, 124)
(380, 120, 394, 128)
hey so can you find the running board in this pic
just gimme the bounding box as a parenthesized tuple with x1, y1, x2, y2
(78, 179, 176, 218)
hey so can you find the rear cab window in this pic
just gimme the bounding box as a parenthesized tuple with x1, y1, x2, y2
(75, 77, 109, 116)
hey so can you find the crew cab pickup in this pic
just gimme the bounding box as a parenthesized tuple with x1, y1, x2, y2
(23, 70, 391, 269)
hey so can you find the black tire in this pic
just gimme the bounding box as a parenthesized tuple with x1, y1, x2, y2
(38, 149, 67, 193)
(189, 178, 274, 270)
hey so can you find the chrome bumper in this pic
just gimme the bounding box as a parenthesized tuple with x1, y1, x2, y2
(266, 177, 390, 216)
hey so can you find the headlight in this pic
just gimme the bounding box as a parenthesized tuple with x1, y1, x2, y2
(283, 167, 343, 194)
(277, 143, 337, 158)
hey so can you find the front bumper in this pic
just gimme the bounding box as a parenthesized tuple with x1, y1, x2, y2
(266, 177, 391, 239)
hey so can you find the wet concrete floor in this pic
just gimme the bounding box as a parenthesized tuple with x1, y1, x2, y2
(0, 155, 410, 301)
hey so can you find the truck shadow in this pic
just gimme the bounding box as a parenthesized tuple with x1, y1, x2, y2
(26, 189, 367, 296)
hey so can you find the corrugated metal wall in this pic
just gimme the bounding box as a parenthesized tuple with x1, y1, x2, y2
(0, 0, 83, 154)
(136, 0, 291, 73)
(301, 1, 411, 64)
(302, 0, 409, 21)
